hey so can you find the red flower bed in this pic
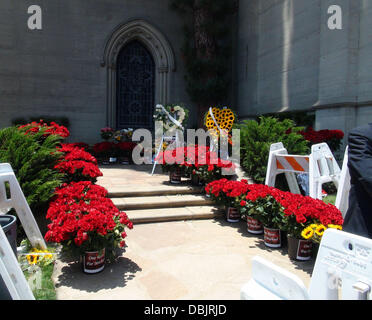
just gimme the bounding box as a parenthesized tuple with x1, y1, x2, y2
(19, 120, 70, 138)
(117, 142, 137, 152)
(298, 127, 344, 152)
(93, 141, 116, 155)
(54, 144, 102, 183)
(205, 179, 344, 237)
(45, 181, 133, 250)
(63, 142, 90, 151)
(156, 145, 235, 182)
(299, 127, 344, 144)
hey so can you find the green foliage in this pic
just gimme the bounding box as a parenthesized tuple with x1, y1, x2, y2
(0, 127, 64, 213)
(235, 116, 310, 184)
(22, 263, 56, 300)
(239, 196, 286, 229)
(323, 194, 336, 205)
(169, 0, 237, 111)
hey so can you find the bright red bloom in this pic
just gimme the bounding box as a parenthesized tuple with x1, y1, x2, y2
(54, 144, 102, 181)
(45, 181, 133, 248)
(19, 120, 70, 138)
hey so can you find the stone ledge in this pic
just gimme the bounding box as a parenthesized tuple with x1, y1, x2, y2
(108, 185, 203, 198)
(125, 206, 224, 224)
(112, 194, 214, 210)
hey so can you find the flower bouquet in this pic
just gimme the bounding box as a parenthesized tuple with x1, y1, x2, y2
(182, 145, 236, 186)
(154, 146, 185, 184)
(244, 185, 287, 247)
(54, 144, 103, 183)
(100, 127, 115, 141)
(116, 141, 137, 164)
(92, 141, 118, 164)
(205, 179, 249, 223)
(154, 104, 189, 134)
(45, 181, 133, 273)
(19, 120, 70, 139)
(298, 127, 344, 153)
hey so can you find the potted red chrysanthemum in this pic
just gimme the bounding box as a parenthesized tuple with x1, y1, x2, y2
(244, 185, 286, 248)
(45, 181, 133, 274)
(155, 147, 185, 184)
(278, 192, 343, 261)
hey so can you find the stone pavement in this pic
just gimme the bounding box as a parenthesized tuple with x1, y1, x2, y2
(53, 219, 314, 300)
(52, 164, 315, 300)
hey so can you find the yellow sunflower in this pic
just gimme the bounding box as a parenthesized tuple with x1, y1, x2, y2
(315, 224, 327, 236)
(301, 226, 314, 240)
(26, 254, 39, 265)
(327, 224, 342, 231)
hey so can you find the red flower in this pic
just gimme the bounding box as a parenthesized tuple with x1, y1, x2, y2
(44, 181, 133, 248)
(19, 120, 70, 138)
(117, 142, 137, 151)
(54, 144, 102, 181)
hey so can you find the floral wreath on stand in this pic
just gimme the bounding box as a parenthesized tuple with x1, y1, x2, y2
(153, 104, 189, 134)
(204, 106, 236, 144)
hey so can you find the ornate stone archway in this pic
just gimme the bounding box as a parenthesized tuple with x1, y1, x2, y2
(101, 19, 176, 128)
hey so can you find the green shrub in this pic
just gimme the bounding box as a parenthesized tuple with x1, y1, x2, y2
(235, 116, 309, 184)
(0, 127, 64, 216)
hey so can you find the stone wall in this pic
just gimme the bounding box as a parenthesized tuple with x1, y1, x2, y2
(0, 0, 192, 143)
(236, 0, 372, 142)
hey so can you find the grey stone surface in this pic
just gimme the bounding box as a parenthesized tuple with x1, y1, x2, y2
(0, 0, 193, 143)
(236, 0, 372, 139)
(1, 0, 372, 144)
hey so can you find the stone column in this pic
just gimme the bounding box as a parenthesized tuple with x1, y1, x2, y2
(316, 0, 361, 154)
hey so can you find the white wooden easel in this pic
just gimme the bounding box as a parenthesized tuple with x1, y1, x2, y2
(0, 163, 47, 300)
(151, 104, 184, 176)
(241, 229, 372, 300)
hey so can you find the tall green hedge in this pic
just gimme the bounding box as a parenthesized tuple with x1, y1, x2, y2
(235, 116, 309, 184)
(0, 127, 64, 215)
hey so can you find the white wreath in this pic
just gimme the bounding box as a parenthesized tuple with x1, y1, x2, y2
(163, 106, 186, 132)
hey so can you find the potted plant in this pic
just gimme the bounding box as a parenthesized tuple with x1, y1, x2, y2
(117, 141, 137, 164)
(205, 179, 249, 223)
(100, 127, 115, 141)
(184, 145, 235, 188)
(92, 141, 118, 164)
(254, 195, 286, 248)
(239, 199, 263, 235)
(278, 192, 343, 261)
(45, 181, 133, 274)
(155, 147, 185, 184)
(55, 144, 103, 183)
(301, 223, 343, 260)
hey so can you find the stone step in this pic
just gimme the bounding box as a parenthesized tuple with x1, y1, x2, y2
(108, 184, 203, 198)
(125, 206, 224, 224)
(112, 194, 213, 210)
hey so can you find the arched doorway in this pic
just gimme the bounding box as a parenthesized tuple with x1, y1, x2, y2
(101, 20, 176, 130)
(116, 40, 155, 130)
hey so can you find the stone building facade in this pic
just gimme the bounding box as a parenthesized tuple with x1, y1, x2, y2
(236, 0, 372, 142)
(1, 0, 371, 144)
